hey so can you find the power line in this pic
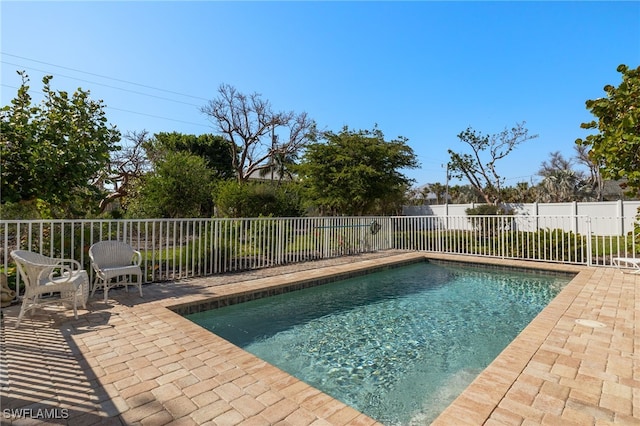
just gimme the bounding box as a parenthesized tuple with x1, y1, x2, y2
(1, 52, 209, 101)
(2, 61, 202, 108)
(1, 83, 210, 129)
(106, 106, 210, 128)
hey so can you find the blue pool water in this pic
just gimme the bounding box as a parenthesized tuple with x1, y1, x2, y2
(186, 261, 571, 425)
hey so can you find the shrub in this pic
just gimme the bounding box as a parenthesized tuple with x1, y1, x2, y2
(466, 204, 514, 238)
(214, 181, 304, 218)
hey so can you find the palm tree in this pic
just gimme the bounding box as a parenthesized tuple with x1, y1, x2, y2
(537, 170, 593, 202)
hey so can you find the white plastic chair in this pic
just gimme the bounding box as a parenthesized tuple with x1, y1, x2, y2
(89, 241, 143, 302)
(612, 257, 640, 274)
(11, 250, 88, 328)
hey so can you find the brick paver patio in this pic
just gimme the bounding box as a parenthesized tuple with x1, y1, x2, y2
(0, 251, 638, 425)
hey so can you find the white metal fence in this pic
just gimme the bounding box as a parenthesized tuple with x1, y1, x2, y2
(1, 215, 638, 297)
(393, 215, 639, 266)
(1, 217, 393, 295)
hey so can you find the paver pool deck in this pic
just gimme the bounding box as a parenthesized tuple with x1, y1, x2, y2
(0, 251, 638, 425)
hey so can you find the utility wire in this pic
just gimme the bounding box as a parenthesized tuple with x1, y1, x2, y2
(2, 61, 202, 107)
(1, 52, 209, 101)
(106, 106, 211, 128)
(1, 83, 210, 128)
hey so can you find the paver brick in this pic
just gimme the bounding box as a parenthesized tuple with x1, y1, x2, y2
(119, 380, 159, 400)
(141, 409, 175, 426)
(126, 390, 156, 409)
(152, 383, 183, 402)
(326, 406, 360, 425)
(489, 406, 524, 425)
(120, 400, 165, 423)
(213, 408, 245, 425)
(164, 395, 199, 418)
(182, 378, 221, 399)
(215, 382, 244, 402)
(532, 392, 565, 416)
(260, 398, 299, 424)
(237, 415, 271, 426)
(599, 393, 633, 416)
(192, 390, 222, 408)
(230, 395, 266, 418)
(190, 400, 232, 424)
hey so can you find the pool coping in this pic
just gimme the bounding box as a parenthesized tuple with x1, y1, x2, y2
(169, 255, 426, 317)
(1, 251, 638, 425)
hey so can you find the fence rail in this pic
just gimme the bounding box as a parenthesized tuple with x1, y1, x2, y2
(1, 217, 393, 296)
(1, 215, 638, 297)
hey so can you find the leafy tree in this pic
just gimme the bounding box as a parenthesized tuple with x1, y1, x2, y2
(213, 180, 303, 218)
(145, 132, 234, 180)
(296, 126, 419, 215)
(576, 64, 640, 196)
(201, 84, 316, 182)
(120, 132, 235, 217)
(447, 122, 538, 204)
(125, 151, 213, 218)
(0, 71, 120, 216)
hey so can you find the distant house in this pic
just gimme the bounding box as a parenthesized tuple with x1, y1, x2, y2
(244, 169, 293, 183)
(602, 179, 638, 201)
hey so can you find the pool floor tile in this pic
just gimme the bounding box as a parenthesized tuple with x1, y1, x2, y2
(1, 251, 638, 425)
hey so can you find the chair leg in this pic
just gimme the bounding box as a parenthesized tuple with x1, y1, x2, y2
(90, 277, 99, 298)
(15, 297, 30, 329)
(79, 280, 88, 309)
(72, 293, 78, 319)
(137, 272, 143, 297)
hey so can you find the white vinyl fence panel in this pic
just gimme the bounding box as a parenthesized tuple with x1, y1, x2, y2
(403, 200, 640, 236)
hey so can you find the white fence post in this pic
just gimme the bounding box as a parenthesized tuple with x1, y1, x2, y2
(586, 216, 593, 266)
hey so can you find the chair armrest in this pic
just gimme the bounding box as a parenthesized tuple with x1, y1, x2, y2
(133, 250, 142, 266)
(40, 259, 83, 284)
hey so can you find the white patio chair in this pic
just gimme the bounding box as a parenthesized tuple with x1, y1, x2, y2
(612, 257, 640, 274)
(11, 250, 89, 328)
(89, 241, 143, 302)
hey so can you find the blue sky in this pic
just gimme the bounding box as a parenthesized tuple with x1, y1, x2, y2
(2, 1, 639, 188)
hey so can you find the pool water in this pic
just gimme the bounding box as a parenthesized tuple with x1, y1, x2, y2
(186, 262, 571, 425)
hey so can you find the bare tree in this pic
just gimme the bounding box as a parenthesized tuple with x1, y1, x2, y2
(96, 130, 151, 212)
(538, 151, 575, 178)
(201, 84, 316, 182)
(448, 122, 538, 204)
(574, 144, 604, 201)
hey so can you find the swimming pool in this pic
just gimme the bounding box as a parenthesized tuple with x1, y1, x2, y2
(186, 261, 571, 425)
